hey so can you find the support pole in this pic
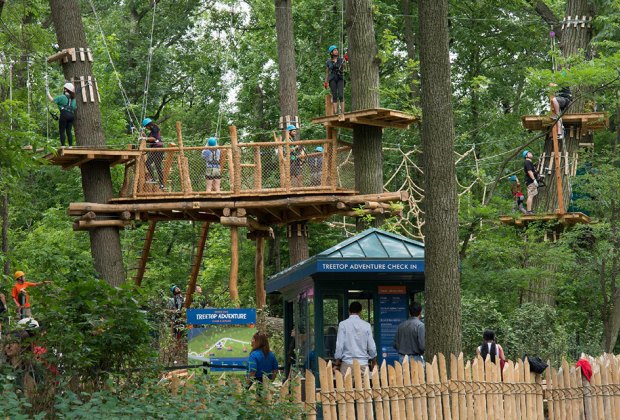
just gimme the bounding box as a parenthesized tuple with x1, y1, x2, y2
(134, 220, 157, 286)
(229, 226, 240, 305)
(550, 96, 565, 215)
(255, 236, 266, 308)
(185, 222, 210, 308)
(230, 126, 241, 195)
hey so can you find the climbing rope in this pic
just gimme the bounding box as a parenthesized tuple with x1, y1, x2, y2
(140, 0, 158, 124)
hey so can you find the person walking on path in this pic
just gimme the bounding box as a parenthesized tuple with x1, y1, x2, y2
(247, 332, 279, 384)
(477, 329, 506, 367)
(11, 271, 52, 319)
(324, 45, 347, 115)
(202, 137, 222, 192)
(141, 118, 165, 189)
(523, 150, 539, 214)
(334, 301, 377, 375)
(47, 82, 77, 147)
(393, 302, 425, 364)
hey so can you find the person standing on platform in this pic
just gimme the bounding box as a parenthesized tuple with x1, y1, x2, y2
(287, 125, 305, 188)
(393, 302, 425, 364)
(324, 45, 347, 115)
(202, 137, 222, 192)
(523, 150, 539, 215)
(47, 82, 77, 147)
(141, 118, 165, 189)
(308, 146, 324, 187)
(11, 271, 52, 320)
(334, 301, 377, 374)
(509, 175, 527, 214)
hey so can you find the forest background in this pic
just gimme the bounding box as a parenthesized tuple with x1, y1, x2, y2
(1, 0, 620, 410)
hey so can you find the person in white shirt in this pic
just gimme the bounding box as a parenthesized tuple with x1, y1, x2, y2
(334, 301, 377, 375)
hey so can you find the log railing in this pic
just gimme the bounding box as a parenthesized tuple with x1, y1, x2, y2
(120, 125, 353, 198)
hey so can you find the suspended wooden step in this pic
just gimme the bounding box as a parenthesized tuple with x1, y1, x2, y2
(311, 108, 418, 130)
(499, 212, 590, 226)
(45, 147, 141, 170)
(521, 112, 608, 131)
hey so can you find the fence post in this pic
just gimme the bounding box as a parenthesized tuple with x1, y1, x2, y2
(353, 361, 367, 419)
(305, 369, 317, 420)
(175, 121, 192, 193)
(449, 354, 461, 420)
(317, 359, 332, 420)
(438, 353, 452, 420)
(230, 126, 241, 194)
(372, 365, 386, 420)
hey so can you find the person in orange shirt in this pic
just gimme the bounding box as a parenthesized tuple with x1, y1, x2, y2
(12, 271, 52, 319)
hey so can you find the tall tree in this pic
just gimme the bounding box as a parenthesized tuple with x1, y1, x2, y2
(49, 0, 125, 285)
(274, 0, 308, 264)
(345, 0, 383, 226)
(417, 0, 462, 357)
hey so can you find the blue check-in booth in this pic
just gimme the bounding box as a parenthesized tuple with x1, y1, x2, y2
(266, 228, 425, 375)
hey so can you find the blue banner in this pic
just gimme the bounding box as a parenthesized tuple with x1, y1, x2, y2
(187, 308, 257, 325)
(316, 259, 424, 273)
(378, 289, 409, 366)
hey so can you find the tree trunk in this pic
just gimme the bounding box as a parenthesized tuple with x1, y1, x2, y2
(1, 192, 9, 277)
(274, 0, 308, 266)
(49, 0, 125, 286)
(418, 0, 462, 358)
(535, 0, 594, 214)
(401, 0, 420, 104)
(346, 0, 384, 228)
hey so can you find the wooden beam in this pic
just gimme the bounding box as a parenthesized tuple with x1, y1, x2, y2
(230, 126, 241, 194)
(47, 48, 73, 63)
(62, 154, 95, 170)
(184, 222, 210, 308)
(74, 220, 128, 230)
(255, 237, 266, 309)
(550, 96, 565, 215)
(134, 220, 157, 287)
(349, 117, 409, 129)
(229, 226, 240, 305)
(221, 216, 248, 227)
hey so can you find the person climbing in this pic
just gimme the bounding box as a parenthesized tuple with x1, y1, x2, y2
(201, 137, 222, 192)
(47, 82, 77, 147)
(324, 45, 347, 115)
(523, 150, 539, 215)
(287, 125, 305, 188)
(141, 118, 165, 189)
(508, 175, 526, 214)
(549, 82, 572, 140)
(169, 285, 184, 340)
(308, 146, 324, 187)
(11, 271, 52, 320)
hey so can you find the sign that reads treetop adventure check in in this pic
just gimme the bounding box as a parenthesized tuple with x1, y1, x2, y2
(317, 259, 424, 273)
(187, 308, 257, 371)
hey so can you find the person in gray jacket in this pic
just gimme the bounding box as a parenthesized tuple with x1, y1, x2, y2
(394, 302, 425, 364)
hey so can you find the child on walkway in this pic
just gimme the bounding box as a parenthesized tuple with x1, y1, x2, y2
(47, 82, 77, 147)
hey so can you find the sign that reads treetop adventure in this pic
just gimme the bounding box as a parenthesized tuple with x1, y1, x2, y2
(187, 308, 256, 371)
(317, 259, 424, 273)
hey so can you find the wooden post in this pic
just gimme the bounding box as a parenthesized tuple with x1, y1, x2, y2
(176, 122, 193, 193)
(550, 96, 565, 214)
(229, 225, 240, 304)
(255, 236, 266, 308)
(230, 126, 241, 194)
(133, 139, 147, 196)
(325, 94, 333, 116)
(305, 370, 317, 420)
(254, 146, 262, 190)
(284, 122, 292, 192)
(162, 143, 177, 187)
(134, 220, 156, 286)
(329, 127, 338, 191)
(184, 222, 210, 308)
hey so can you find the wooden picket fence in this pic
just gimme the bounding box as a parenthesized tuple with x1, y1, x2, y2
(268, 353, 620, 419)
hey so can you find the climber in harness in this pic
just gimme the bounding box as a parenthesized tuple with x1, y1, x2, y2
(202, 137, 222, 192)
(523, 150, 540, 215)
(508, 175, 526, 214)
(324, 45, 348, 115)
(141, 118, 165, 189)
(287, 125, 306, 188)
(47, 82, 77, 147)
(550, 82, 572, 140)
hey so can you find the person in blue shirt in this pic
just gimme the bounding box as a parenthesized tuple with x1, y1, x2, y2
(247, 332, 278, 384)
(47, 82, 77, 147)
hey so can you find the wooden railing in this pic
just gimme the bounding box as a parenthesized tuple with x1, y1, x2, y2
(119, 124, 354, 198)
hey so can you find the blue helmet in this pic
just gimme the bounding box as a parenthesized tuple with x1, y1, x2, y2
(522, 150, 530, 159)
(328, 45, 338, 53)
(508, 175, 517, 182)
(142, 118, 153, 127)
(207, 137, 217, 146)
(287, 124, 297, 131)
(315, 146, 324, 152)
(170, 285, 178, 295)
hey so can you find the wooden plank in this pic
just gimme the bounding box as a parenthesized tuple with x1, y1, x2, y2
(393, 362, 406, 420)
(62, 153, 95, 170)
(254, 236, 266, 308)
(371, 365, 385, 420)
(305, 370, 317, 420)
(253, 147, 262, 190)
(47, 49, 72, 63)
(80, 76, 87, 103)
(349, 116, 410, 129)
(318, 359, 332, 420)
(334, 370, 346, 418)
(353, 361, 367, 419)
(230, 125, 241, 194)
(438, 354, 452, 420)
(88, 76, 95, 103)
(380, 360, 392, 419)
(79, 47, 85, 62)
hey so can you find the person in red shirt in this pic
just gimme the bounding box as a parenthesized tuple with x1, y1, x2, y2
(11, 271, 52, 319)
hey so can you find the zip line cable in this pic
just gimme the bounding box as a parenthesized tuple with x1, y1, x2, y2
(141, 0, 158, 124)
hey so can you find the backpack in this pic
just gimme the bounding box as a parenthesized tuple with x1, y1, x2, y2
(60, 94, 75, 114)
(524, 355, 548, 374)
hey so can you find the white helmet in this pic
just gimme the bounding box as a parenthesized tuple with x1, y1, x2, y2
(17, 317, 40, 330)
(63, 82, 75, 93)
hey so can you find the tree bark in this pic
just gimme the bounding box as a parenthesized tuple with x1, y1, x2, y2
(418, 0, 462, 358)
(1, 192, 9, 277)
(274, 0, 308, 265)
(401, 0, 420, 104)
(49, 0, 125, 286)
(346, 0, 384, 228)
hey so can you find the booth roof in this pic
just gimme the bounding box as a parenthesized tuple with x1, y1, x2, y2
(266, 228, 424, 293)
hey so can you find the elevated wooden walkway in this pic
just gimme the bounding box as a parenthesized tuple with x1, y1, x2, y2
(312, 108, 418, 130)
(499, 212, 590, 226)
(45, 147, 141, 170)
(521, 112, 608, 131)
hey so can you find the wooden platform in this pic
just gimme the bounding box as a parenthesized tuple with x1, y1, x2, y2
(521, 113, 608, 131)
(499, 212, 590, 226)
(311, 108, 418, 130)
(45, 147, 140, 170)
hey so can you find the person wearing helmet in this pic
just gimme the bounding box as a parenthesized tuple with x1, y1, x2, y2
(11, 271, 52, 319)
(169, 285, 184, 340)
(202, 137, 222, 192)
(287, 125, 306, 187)
(0, 289, 7, 338)
(308, 145, 324, 186)
(522, 150, 539, 214)
(141, 118, 165, 189)
(324, 45, 347, 115)
(508, 175, 526, 214)
(47, 81, 78, 147)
